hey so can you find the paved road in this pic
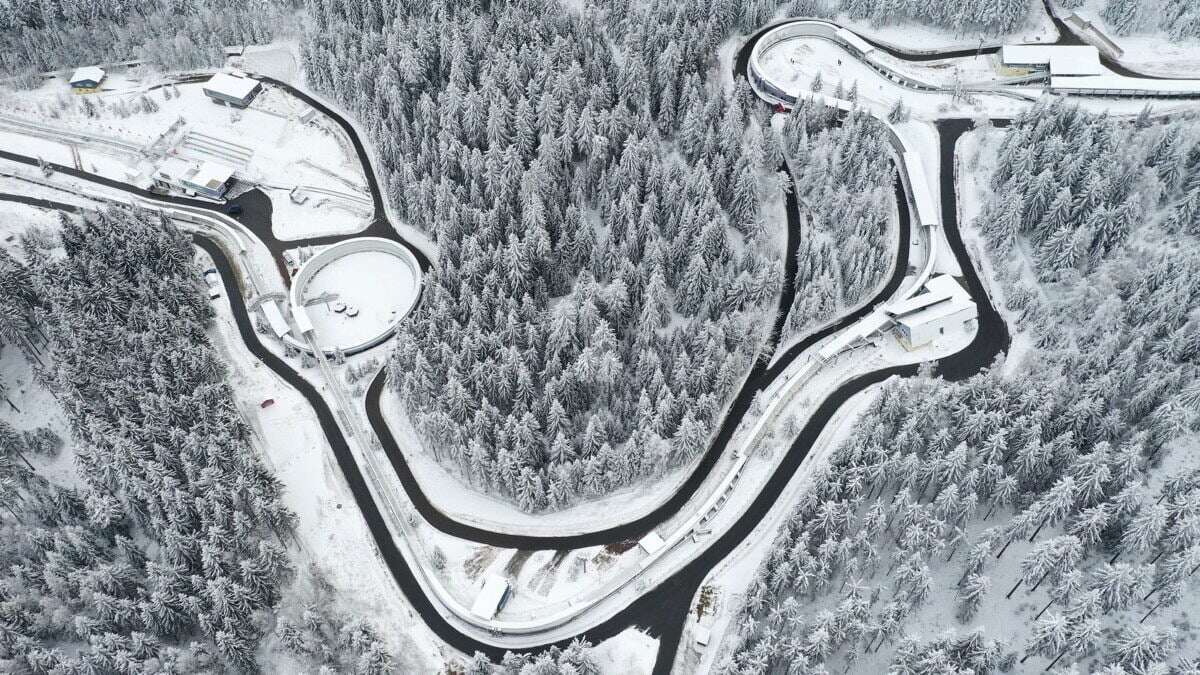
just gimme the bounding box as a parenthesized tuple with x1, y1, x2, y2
(0, 45, 1011, 669)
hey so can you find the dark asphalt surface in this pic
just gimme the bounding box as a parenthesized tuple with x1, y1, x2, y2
(362, 155, 815, 549)
(0, 49, 1011, 670)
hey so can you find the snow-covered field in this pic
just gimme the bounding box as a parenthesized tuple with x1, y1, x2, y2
(0, 199, 66, 247)
(302, 249, 419, 351)
(593, 628, 658, 675)
(236, 42, 300, 83)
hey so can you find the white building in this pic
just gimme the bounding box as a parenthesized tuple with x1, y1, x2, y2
(153, 157, 236, 200)
(261, 301, 291, 339)
(638, 531, 666, 555)
(202, 72, 262, 108)
(887, 274, 977, 350)
(470, 575, 511, 621)
(68, 66, 106, 91)
(1000, 45, 1104, 76)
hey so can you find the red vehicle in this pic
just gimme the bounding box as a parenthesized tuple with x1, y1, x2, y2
(260, 398, 275, 408)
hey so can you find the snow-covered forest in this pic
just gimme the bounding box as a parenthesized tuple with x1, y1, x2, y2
(0, 0, 299, 80)
(786, 0, 1037, 36)
(301, 0, 799, 510)
(777, 103, 895, 342)
(0, 210, 406, 673)
(1099, 0, 1200, 41)
(721, 102, 1200, 673)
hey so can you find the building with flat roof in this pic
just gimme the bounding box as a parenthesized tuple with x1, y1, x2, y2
(1000, 45, 1104, 76)
(153, 157, 236, 200)
(890, 274, 977, 350)
(69, 66, 106, 92)
(261, 301, 291, 339)
(202, 72, 262, 108)
(638, 531, 666, 555)
(470, 575, 511, 621)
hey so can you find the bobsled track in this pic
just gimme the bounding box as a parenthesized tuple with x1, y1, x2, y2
(21, 6, 1199, 667)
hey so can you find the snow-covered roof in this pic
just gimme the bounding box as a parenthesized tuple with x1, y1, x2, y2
(190, 161, 234, 191)
(888, 274, 971, 316)
(834, 28, 875, 56)
(924, 274, 970, 299)
(894, 276, 976, 331)
(1000, 45, 1103, 76)
(293, 307, 314, 334)
(471, 575, 510, 620)
(895, 295, 976, 330)
(155, 156, 195, 180)
(638, 531, 666, 555)
(818, 309, 891, 361)
(261, 301, 290, 339)
(886, 286, 955, 317)
(1050, 74, 1200, 94)
(69, 66, 105, 85)
(901, 151, 939, 229)
(203, 72, 260, 100)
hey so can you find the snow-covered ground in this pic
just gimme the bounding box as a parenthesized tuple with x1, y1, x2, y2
(1057, 0, 1200, 78)
(302, 249, 419, 351)
(593, 628, 658, 675)
(955, 126, 1036, 372)
(202, 248, 447, 671)
(0, 198, 67, 248)
(378, 387, 698, 536)
(678, 384, 886, 674)
(0, 70, 369, 240)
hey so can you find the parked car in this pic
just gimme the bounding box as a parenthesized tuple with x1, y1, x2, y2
(226, 203, 243, 216)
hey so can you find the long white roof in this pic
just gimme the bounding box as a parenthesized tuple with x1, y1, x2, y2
(470, 575, 509, 620)
(896, 295, 976, 329)
(1001, 45, 1104, 76)
(204, 72, 260, 100)
(834, 28, 875, 56)
(1051, 74, 1200, 94)
(261, 301, 290, 339)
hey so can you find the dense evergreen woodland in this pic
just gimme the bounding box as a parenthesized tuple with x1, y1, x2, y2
(0, 0, 300, 80)
(302, 0, 800, 510)
(1096, 0, 1200, 41)
(0, 210, 293, 671)
(0, 210, 402, 673)
(786, 0, 1036, 36)
(778, 102, 895, 342)
(724, 101, 1200, 673)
